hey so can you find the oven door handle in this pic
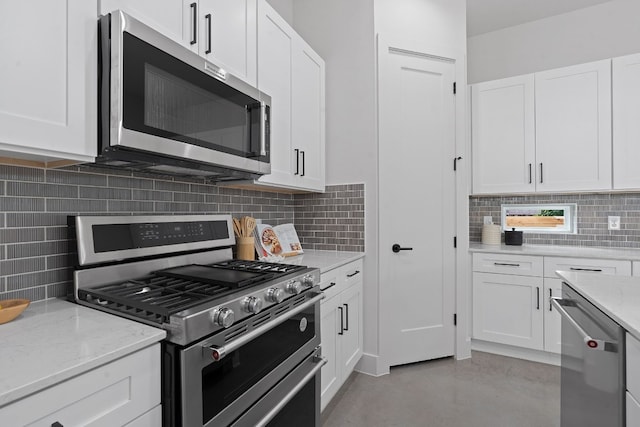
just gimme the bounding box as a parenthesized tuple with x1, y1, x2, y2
(255, 355, 327, 427)
(550, 297, 617, 352)
(205, 292, 324, 361)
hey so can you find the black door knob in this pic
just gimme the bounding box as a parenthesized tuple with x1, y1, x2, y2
(392, 244, 413, 253)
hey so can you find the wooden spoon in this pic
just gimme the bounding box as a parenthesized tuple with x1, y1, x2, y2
(233, 217, 242, 237)
(245, 216, 256, 236)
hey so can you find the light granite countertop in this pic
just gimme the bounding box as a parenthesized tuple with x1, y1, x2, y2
(556, 271, 640, 341)
(469, 242, 640, 261)
(280, 249, 364, 273)
(0, 298, 165, 407)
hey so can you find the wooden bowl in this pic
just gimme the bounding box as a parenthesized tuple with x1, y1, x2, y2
(0, 299, 30, 324)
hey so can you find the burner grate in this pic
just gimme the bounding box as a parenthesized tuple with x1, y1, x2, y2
(78, 275, 236, 322)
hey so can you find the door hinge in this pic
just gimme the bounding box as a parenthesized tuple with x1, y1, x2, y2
(453, 156, 462, 171)
(454, 313, 457, 326)
(453, 236, 457, 248)
(453, 82, 456, 94)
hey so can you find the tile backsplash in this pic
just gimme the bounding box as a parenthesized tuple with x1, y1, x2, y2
(470, 193, 640, 247)
(0, 164, 364, 302)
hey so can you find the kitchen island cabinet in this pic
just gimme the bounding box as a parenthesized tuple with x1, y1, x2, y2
(0, 299, 165, 425)
(0, 0, 97, 165)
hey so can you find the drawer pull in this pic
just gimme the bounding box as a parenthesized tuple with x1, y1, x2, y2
(569, 267, 603, 272)
(536, 286, 540, 310)
(322, 281, 337, 291)
(494, 262, 520, 267)
(347, 270, 361, 278)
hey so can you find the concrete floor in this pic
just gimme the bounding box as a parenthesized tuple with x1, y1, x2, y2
(321, 351, 560, 427)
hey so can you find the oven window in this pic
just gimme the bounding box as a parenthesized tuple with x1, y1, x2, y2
(201, 313, 315, 423)
(266, 377, 316, 426)
(121, 32, 267, 161)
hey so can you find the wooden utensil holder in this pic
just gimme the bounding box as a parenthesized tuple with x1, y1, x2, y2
(236, 236, 256, 260)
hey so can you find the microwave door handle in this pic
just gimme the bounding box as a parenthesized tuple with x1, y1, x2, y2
(260, 103, 268, 156)
(550, 297, 617, 352)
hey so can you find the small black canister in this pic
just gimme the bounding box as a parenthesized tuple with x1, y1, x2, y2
(504, 228, 523, 246)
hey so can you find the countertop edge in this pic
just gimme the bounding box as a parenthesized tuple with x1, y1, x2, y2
(283, 250, 365, 274)
(469, 243, 640, 261)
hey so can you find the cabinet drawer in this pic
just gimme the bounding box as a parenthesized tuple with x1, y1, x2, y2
(320, 270, 340, 300)
(472, 253, 543, 276)
(0, 344, 160, 427)
(544, 257, 631, 278)
(343, 259, 364, 288)
(628, 333, 640, 398)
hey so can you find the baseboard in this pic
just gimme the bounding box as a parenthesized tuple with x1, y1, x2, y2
(355, 352, 390, 377)
(471, 339, 561, 366)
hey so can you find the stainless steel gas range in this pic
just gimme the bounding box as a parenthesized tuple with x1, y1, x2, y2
(70, 214, 325, 427)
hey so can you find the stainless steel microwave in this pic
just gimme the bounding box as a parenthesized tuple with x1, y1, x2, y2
(97, 10, 270, 180)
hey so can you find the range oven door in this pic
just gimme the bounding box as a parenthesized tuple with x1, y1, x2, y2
(99, 11, 270, 178)
(162, 291, 323, 427)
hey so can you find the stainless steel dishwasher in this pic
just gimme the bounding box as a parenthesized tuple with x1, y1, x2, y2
(551, 284, 625, 427)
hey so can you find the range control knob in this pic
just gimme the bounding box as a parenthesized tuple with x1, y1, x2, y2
(242, 296, 264, 314)
(286, 280, 303, 295)
(266, 288, 285, 303)
(302, 274, 316, 287)
(212, 307, 235, 328)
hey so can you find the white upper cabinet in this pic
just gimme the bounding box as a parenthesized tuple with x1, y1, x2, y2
(196, 0, 257, 86)
(535, 60, 612, 192)
(0, 0, 97, 164)
(100, 0, 257, 86)
(255, 0, 326, 192)
(471, 75, 535, 194)
(613, 53, 640, 190)
(471, 59, 613, 195)
(291, 37, 326, 191)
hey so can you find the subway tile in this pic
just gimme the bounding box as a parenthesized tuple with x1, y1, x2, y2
(154, 202, 191, 212)
(108, 176, 154, 189)
(7, 241, 70, 259)
(79, 187, 132, 200)
(190, 183, 218, 194)
(132, 189, 172, 201)
(46, 227, 70, 241)
(6, 213, 69, 227)
(47, 169, 107, 186)
(0, 197, 45, 211)
(0, 165, 45, 182)
(47, 282, 73, 299)
(0, 257, 46, 275)
(108, 200, 154, 212)
(0, 286, 46, 302)
(46, 199, 107, 212)
(0, 228, 45, 244)
(155, 180, 190, 192)
(174, 192, 204, 202)
(6, 269, 72, 291)
(7, 182, 78, 198)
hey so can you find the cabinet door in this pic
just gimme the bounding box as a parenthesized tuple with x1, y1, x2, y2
(100, 0, 187, 46)
(613, 53, 640, 190)
(320, 294, 341, 412)
(473, 272, 544, 350)
(291, 37, 326, 191)
(535, 60, 612, 192)
(198, 0, 257, 86)
(471, 75, 535, 194)
(543, 278, 562, 354)
(340, 281, 363, 377)
(256, 0, 294, 188)
(0, 0, 97, 162)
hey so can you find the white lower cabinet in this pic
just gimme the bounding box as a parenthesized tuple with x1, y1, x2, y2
(472, 253, 632, 356)
(320, 260, 363, 412)
(0, 344, 161, 427)
(473, 272, 544, 350)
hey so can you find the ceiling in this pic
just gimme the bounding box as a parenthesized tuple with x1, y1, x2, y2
(467, 0, 614, 36)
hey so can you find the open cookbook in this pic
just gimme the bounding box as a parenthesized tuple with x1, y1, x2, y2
(254, 223, 303, 257)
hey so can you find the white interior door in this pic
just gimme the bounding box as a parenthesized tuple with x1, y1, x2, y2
(378, 39, 456, 367)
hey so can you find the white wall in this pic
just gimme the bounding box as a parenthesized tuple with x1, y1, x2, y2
(468, 0, 640, 83)
(265, 0, 293, 26)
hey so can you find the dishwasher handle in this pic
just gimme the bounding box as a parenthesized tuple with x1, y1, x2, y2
(550, 297, 617, 352)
